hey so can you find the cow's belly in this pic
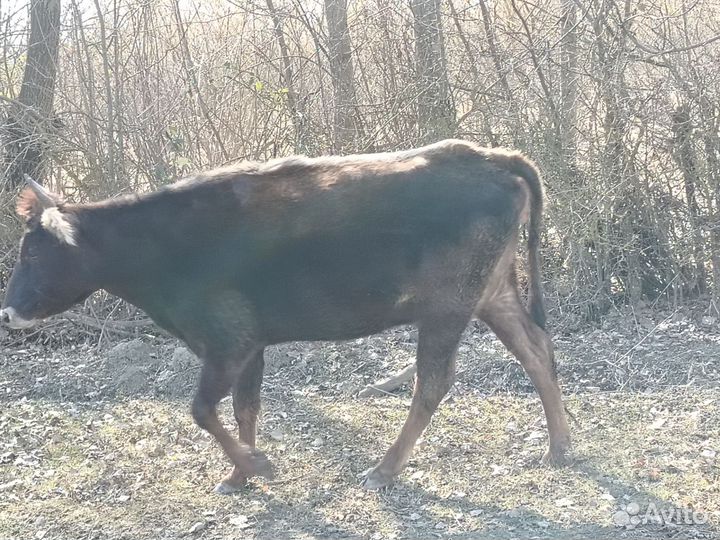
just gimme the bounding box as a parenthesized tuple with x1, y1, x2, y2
(251, 270, 419, 343)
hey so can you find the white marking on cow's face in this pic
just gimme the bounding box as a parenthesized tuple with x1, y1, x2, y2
(0, 307, 37, 329)
(40, 208, 77, 246)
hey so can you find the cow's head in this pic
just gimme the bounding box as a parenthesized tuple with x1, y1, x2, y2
(1, 177, 95, 329)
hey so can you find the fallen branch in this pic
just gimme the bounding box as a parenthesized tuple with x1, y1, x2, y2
(63, 312, 156, 337)
(358, 363, 416, 398)
(65, 312, 155, 328)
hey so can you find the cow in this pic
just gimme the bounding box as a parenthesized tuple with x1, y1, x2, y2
(1, 140, 571, 493)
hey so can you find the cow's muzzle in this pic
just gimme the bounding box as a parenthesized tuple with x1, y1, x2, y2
(0, 307, 37, 329)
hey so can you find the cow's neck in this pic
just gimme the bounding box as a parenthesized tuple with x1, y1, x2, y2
(76, 193, 226, 308)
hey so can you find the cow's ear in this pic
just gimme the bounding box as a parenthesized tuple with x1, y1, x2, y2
(16, 187, 45, 222)
(16, 176, 62, 222)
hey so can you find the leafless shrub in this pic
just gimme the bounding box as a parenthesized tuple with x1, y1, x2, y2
(2, 0, 720, 329)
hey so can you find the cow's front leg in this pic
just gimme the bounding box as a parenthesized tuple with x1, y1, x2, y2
(191, 353, 273, 490)
(362, 315, 467, 489)
(214, 349, 265, 494)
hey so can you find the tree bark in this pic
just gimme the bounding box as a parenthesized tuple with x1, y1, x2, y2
(324, 0, 361, 153)
(410, 0, 456, 144)
(559, 0, 578, 168)
(3, 0, 61, 187)
(172, 0, 229, 164)
(265, 0, 310, 154)
(672, 105, 707, 294)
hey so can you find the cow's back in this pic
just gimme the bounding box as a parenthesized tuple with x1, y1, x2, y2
(199, 141, 527, 342)
(79, 140, 528, 343)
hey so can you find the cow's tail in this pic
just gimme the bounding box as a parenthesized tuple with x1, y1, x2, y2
(493, 151, 546, 329)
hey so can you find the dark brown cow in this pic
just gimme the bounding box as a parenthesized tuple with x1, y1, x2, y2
(1, 140, 571, 492)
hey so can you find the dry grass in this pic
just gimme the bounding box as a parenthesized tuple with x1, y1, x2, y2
(1, 310, 719, 539)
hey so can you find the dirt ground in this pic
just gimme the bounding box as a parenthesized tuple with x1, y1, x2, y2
(1, 304, 719, 540)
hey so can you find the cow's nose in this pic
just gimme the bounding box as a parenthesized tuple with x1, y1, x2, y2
(0, 309, 10, 325)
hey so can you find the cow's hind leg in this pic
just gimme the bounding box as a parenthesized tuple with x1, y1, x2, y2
(362, 314, 468, 489)
(478, 286, 571, 465)
(214, 349, 265, 494)
(192, 355, 273, 489)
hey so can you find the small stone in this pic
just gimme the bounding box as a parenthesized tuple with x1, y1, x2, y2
(630, 515, 641, 525)
(649, 417, 666, 430)
(0, 479, 23, 491)
(311, 437, 323, 447)
(554, 497, 574, 507)
(188, 521, 205, 534)
(626, 502, 640, 515)
(525, 430, 545, 441)
(701, 449, 716, 459)
(408, 513, 421, 521)
(469, 509, 483, 517)
(115, 366, 147, 395)
(171, 347, 197, 369)
(269, 429, 284, 442)
(229, 515, 251, 529)
(613, 511, 630, 527)
(107, 339, 154, 363)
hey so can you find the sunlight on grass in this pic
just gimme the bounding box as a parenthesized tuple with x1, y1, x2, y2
(1, 388, 718, 538)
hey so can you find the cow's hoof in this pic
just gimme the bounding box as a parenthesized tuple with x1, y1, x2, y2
(214, 480, 245, 495)
(213, 469, 249, 495)
(541, 445, 572, 467)
(361, 467, 394, 490)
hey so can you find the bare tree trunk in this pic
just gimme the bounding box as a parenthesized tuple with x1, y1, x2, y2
(701, 97, 720, 304)
(590, 0, 627, 306)
(593, 0, 642, 305)
(476, 0, 520, 146)
(172, 0, 229, 164)
(2, 0, 60, 187)
(70, 0, 100, 185)
(265, 0, 309, 154)
(510, 0, 559, 138)
(324, 0, 361, 153)
(111, 0, 126, 185)
(92, 0, 118, 192)
(477, 0, 512, 102)
(672, 105, 707, 294)
(559, 0, 578, 168)
(410, 0, 455, 144)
